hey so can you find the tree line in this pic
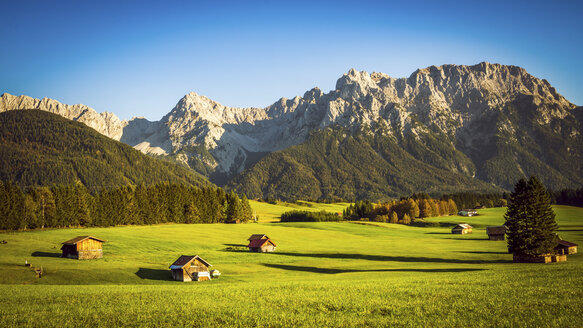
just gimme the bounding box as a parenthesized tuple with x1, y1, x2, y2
(343, 196, 458, 224)
(0, 181, 253, 230)
(280, 210, 343, 222)
(552, 187, 583, 207)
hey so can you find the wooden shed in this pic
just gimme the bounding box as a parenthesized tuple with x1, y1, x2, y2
(248, 238, 277, 252)
(248, 234, 269, 241)
(555, 240, 578, 255)
(61, 236, 105, 260)
(169, 255, 212, 282)
(486, 226, 506, 240)
(458, 209, 477, 217)
(451, 224, 473, 234)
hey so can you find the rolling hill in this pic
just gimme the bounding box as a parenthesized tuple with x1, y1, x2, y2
(0, 109, 209, 191)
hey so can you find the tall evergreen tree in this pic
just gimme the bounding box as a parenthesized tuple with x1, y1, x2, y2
(505, 176, 558, 256)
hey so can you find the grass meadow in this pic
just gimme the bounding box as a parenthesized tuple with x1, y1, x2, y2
(0, 204, 581, 327)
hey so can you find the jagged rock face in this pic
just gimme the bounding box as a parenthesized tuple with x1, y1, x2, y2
(0, 93, 126, 140)
(2, 62, 581, 193)
(158, 63, 579, 185)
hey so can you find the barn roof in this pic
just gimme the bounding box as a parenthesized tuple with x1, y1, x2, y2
(247, 238, 276, 248)
(248, 234, 269, 241)
(169, 255, 211, 269)
(62, 236, 106, 245)
(453, 224, 472, 230)
(557, 240, 578, 247)
(486, 226, 506, 235)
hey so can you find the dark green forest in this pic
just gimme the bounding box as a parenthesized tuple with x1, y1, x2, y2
(0, 109, 208, 191)
(0, 181, 253, 230)
(229, 127, 500, 202)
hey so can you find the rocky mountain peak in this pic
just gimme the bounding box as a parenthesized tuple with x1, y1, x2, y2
(0, 93, 125, 140)
(336, 68, 381, 100)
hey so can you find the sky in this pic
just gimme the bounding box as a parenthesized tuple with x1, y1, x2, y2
(1, 0, 581, 120)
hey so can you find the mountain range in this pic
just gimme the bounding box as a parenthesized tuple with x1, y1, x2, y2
(2, 62, 582, 200)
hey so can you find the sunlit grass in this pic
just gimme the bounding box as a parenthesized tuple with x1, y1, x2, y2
(0, 205, 581, 327)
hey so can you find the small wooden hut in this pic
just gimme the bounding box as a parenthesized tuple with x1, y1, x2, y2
(513, 253, 567, 263)
(486, 226, 506, 240)
(61, 236, 106, 260)
(169, 255, 212, 282)
(247, 238, 277, 252)
(458, 209, 477, 217)
(555, 240, 578, 255)
(248, 234, 269, 241)
(451, 224, 473, 234)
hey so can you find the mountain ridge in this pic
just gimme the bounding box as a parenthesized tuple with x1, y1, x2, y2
(2, 62, 582, 199)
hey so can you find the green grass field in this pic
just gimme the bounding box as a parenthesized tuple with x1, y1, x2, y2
(0, 205, 582, 327)
(248, 200, 350, 222)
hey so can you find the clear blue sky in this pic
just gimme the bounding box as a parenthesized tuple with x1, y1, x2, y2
(1, 0, 581, 120)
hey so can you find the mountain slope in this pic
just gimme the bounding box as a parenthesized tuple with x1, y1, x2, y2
(2, 62, 582, 200)
(0, 110, 209, 190)
(229, 127, 500, 201)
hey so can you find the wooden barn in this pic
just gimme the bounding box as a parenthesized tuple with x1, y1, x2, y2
(555, 240, 578, 255)
(61, 236, 105, 260)
(486, 226, 506, 240)
(169, 255, 212, 282)
(451, 223, 473, 234)
(458, 209, 477, 217)
(247, 238, 277, 252)
(248, 234, 270, 241)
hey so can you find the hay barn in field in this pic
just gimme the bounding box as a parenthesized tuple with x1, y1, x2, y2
(247, 237, 277, 253)
(458, 209, 477, 217)
(169, 255, 212, 282)
(486, 226, 506, 240)
(451, 223, 473, 234)
(61, 236, 105, 260)
(555, 240, 578, 255)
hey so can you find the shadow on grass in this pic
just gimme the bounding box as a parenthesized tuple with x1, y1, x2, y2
(267, 252, 511, 264)
(458, 251, 508, 254)
(263, 263, 487, 274)
(424, 232, 451, 235)
(31, 251, 61, 258)
(135, 268, 171, 281)
(224, 243, 247, 247)
(443, 237, 488, 241)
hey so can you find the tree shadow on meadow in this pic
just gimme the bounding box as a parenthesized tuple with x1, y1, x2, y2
(31, 251, 61, 258)
(442, 237, 488, 241)
(135, 268, 171, 281)
(458, 251, 508, 254)
(268, 252, 511, 264)
(223, 244, 248, 252)
(263, 263, 487, 274)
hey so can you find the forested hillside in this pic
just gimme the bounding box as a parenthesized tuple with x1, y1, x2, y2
(0, 110, 209, 191)
(0, 182, 252, 230)
(229, 127, 500, 201)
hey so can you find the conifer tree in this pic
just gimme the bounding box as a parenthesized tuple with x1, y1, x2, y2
(402, 213, 411, 225)
(240, 194, 253, 222)
(389, 211, 399, 223)
(505, 176, 558, 256)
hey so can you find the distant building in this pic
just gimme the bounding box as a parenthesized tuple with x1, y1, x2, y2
(486, 226, 507, 240)
(247, 238, 277, 252)
(61, 236, 105, 260)
(169, 255, 212, 282)
(451, 224, 473, 234)
(458, 209, 477, 217)
(555, 240, 578, 255)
